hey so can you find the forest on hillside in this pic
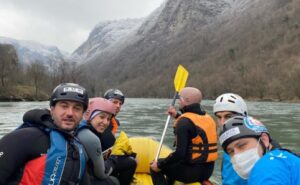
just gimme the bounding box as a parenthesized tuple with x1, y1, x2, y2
(0, 44, 85, 101)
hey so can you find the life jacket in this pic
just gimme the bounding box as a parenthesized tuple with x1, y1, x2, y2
(110, 117, 119, 135)
(174, 112, 218, 163)
(17, 123, 86, 185)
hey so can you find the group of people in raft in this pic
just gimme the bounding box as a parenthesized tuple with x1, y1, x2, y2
(0, 82, 299, 185)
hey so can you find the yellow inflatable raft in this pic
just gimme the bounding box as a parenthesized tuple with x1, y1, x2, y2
(129, 137, 205, 185)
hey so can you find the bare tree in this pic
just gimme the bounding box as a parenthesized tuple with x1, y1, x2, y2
(27, 61, 46, 100)
(0, 44, 18, 87)
(58, 61, 69, 83)
(69, 62, 82, 83)
(290, 68, 300, 99)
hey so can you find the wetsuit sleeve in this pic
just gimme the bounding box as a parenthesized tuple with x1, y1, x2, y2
(0, 127, 49, 185)
(77, 128, 107, 179)
(158, 118, 193, 170)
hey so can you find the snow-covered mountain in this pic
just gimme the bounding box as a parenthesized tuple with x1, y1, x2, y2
(0, 18, 144, 68)
(137, 0, 232, 35)
(0, 37, 70, 68)
(81, 0, 234, 77)
(76, 0, 299, 99)
(2, 0, 297, 100)
(74, 0, 233, 64)
(72, 18, 143, 62)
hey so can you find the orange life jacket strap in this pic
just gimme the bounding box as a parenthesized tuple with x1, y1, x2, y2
(111, 117, 119, 135)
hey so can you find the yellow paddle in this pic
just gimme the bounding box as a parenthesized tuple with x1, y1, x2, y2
(155, 65, 189, 161)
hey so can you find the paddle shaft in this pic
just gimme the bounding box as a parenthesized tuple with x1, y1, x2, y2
(155, 92, 178, 161)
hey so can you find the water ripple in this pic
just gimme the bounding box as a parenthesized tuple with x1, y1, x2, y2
(1, 99, 300, 184)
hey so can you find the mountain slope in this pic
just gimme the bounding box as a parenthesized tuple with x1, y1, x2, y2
(0, 37, 68, 68)
(82, 0, 233, 96)
(72, 18, 143, 62)
(81, 0, 300, 100)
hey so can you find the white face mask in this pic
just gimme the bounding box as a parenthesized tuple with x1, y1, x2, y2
(231, 141, 261, 179)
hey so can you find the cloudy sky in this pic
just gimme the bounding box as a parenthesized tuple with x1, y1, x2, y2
(0, 0, 164, 53)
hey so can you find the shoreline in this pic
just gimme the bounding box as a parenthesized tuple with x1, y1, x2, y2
(1, 97, 299, 104)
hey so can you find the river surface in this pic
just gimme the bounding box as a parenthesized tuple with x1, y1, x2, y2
(0, 99, 300, 184)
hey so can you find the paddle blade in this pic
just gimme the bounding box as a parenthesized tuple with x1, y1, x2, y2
(174, 65, 189, 92)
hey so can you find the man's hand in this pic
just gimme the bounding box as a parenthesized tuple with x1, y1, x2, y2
(150, 160, 161, 172)
(167, 106, 177, 118)
(103, 148, 112, 160)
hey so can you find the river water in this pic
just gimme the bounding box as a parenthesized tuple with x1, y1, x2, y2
(0, 99, 299, 184)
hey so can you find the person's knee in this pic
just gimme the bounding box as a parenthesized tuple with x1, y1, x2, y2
(126, 156, 137, 170)
(109, 176, 120, 185)
(131, 157, 137, 168)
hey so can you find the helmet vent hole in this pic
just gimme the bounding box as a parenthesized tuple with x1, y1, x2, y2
(60, 92, 67, 96)
(78, 94, 84, 98)
(230, 95, 237, 99)
(220, 97, 223, 102)
(228, 100, 235, 103)
(232, 123, 243, 126)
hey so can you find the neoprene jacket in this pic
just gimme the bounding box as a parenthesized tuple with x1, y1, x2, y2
(77, 121, 107, 178)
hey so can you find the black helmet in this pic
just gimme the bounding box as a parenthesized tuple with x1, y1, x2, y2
(104, 89, 125, 104)
(219, 116, 268, 152)
(50, 83, 89, 111)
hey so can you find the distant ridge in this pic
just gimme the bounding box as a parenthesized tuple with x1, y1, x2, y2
(0, 36, 69, 68)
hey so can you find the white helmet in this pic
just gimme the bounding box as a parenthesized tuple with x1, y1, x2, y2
(213, 93, 248, 116)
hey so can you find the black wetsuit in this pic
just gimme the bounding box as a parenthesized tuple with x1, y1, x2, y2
(151, 103, 215, 185)
(99, 127, 116, 151)
(0, 109, 89, 185)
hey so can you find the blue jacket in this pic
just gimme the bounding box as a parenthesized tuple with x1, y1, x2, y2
(248, 149, 300, 185)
